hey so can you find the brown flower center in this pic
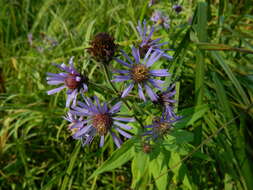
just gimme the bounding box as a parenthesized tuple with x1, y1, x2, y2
(65, 74, 80, 89)
(153, 117, 171, 136)
(131, 64, 149, 83)
(92, 114, 112, 136)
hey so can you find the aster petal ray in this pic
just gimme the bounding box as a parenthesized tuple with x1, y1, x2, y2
(121, 83, 134, 98)
(149, 69, 169, 77)
(116, 128, 132, 139)
(114, 121, 132, 130)
(145, 84, 158, 101)
(47, 85, 66, 95)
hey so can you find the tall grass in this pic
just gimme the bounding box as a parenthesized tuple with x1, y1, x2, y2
(0, 0, 252, 189)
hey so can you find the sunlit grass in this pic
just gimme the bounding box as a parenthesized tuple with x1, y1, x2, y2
(0, 0, 253, 189)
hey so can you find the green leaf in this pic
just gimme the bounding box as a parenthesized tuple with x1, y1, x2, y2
(170, 130, 194, 144)
(88, 138, 136, 180)
(211, 51, 250, 106)
(131, 151, 149, 189)
(149, 152, 168, 190)
(61, 141, 81, 190)
(176, 105, 209, 128)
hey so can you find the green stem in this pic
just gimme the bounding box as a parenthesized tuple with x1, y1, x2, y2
(102, 64, 118, 94)
(61, 141, 81, 190)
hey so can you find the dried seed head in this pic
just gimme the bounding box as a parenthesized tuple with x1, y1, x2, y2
(92, 114, 112, 136)
(87, 32, 117, 63)
(131, 64, 149, 83)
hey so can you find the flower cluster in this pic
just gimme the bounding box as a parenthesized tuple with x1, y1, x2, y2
(46, 7, 181, 149)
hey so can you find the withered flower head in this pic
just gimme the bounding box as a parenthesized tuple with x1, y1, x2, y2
(154, 84, 181, 120)
(87, 32, 117, 63)
(143, 116, 179, 140)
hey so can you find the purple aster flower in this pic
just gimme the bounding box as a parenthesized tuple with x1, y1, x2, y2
(63, 112, 87, 140)
(136, 20, 173, 60)
(143, 115, 179, 140)
(172, 5, 183, 14)
(151, 11, 170, 29)
(46, 57, 88, 107)
(112, 47, 170, 101)
(69, 96, 134, 148)
(155, 84, 181, 120)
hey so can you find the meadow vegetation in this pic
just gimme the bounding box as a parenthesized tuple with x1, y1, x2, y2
(0, 0, 253, 189)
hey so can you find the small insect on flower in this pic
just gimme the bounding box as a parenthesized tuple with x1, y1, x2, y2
(87, 32, 117, 63)
(151, 11, 170, 29)
(112, 47, 170, 101)
(136, 20, 173, 59)
(69, 96, 135, 148)
(143, 116, 179, 140)
(46, 57, 88, 107)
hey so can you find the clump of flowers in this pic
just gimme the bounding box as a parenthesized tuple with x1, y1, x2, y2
(112, 47, 169, 101)
(46, 18, 181, 149)
(136, 20, 173, 60)
(46, 57, 88, 107)
(151, 11, 170, 29)
(87, 32, 117, 63)
(68, 96, 134, 147)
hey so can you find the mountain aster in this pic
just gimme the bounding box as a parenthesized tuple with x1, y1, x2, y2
(151, 11, 170, 29)
(136, 20, 172, 59)
(112, 47, 170, 101)
(143, 115, 179, 140)
(46, 57, 88, 107)
(69, 96, 134, 148)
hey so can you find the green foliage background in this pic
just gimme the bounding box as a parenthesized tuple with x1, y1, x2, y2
(0, 0, 253, 189)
